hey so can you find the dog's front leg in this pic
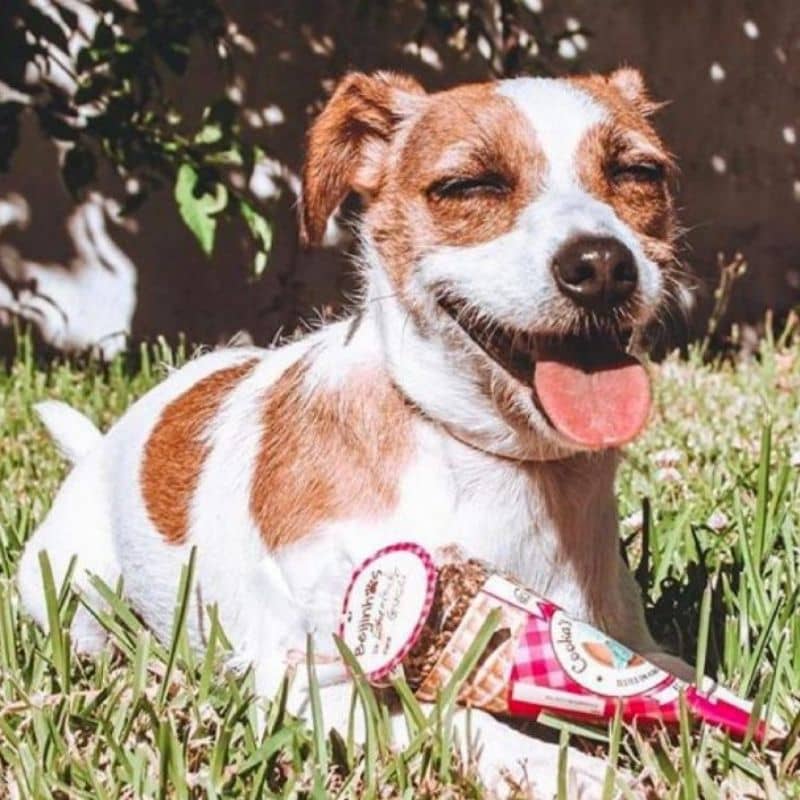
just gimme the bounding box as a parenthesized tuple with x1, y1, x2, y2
(288, 680, 614, 799)
(611, 559, 695, 683)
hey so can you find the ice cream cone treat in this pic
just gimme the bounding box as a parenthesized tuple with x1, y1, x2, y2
(338, 543, 782, 745)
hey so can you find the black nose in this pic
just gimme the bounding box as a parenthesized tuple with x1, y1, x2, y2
(552, 236, 638, 311)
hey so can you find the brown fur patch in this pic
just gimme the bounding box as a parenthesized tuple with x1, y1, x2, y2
(141, 359, 258, 544)
(571, 73, 678, 265)
(368, 83, 545, 286)
(300, 71, 426, 245)
(251, 359, 413, 549)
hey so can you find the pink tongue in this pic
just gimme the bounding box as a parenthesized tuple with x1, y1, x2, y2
(533, 355, 651, 448)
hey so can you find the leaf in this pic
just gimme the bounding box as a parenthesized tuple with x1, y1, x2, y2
(194, 122, 223, 145)
(174, 163, 228, 257)
(240, 200, 272, 274)
(74, 75, 112, 105)
(35, 107, 78, 142)
(158, 41, 190, 75)
(75, 46, 101, 73)
(24, 6, 69, 51)
(62, 144, 97, 198)
(93, 21, 115, 51)
(204, 98, 238, 129)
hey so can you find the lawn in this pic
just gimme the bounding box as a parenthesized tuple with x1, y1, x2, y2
(0, 327, 799, 798)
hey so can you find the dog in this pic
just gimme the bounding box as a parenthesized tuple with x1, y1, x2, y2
(18, 68, 689, 797)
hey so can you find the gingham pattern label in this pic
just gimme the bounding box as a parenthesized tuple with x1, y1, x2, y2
(507, 595, 680, 719)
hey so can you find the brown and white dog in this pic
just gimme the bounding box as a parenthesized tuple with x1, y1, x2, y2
(19, 69, 687, 796)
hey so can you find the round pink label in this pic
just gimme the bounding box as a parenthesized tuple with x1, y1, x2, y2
(339, 543, 437, 685)
(550, 611, 672, 697)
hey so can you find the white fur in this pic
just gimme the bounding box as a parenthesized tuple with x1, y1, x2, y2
(17, 76, 685, 797)
(34, 400, 102, 463)
(497, 78, 663, 308)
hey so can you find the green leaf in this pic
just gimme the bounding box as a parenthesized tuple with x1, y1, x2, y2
(174, 163, 227, 256)
(240, 200, 272, 274)
(194, 122, 223, 145)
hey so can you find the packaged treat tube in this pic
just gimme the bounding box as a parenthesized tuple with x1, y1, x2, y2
(338, 543, 781, 745)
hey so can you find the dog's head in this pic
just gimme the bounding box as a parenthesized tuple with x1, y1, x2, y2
(300, 70, 679, 460)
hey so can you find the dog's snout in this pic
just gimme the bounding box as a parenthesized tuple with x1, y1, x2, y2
(552, 236, 638, 311)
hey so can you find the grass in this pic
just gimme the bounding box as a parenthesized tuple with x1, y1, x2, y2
(1, 325, 800, 798)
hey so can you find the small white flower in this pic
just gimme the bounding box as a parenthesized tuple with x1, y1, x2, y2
(707, 510, 729, 531)
(622, 510, 644, 531)
(655, 466, 681, 483)
(790, 449, 800, 468)
(653, 447, 682, 468)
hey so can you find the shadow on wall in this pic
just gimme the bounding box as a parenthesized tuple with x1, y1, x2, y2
(0, 0, 798, 355)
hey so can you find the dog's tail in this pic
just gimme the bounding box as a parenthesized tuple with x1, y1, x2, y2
(34, 401, 103, 464)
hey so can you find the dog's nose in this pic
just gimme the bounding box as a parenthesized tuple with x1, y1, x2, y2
(552, 236, 638, 311)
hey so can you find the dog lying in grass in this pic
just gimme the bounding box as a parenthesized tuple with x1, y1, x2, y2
(18, 68, 691, 797)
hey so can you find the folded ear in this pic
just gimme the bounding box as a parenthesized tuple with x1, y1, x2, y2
(299, 71, 426, 246)
(607, 67, 663, 116)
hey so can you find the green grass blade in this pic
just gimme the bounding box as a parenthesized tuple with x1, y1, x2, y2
(158, 547, 197, 707)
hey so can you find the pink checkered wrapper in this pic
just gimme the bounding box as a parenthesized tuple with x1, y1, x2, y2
(339, 543, 782, 746)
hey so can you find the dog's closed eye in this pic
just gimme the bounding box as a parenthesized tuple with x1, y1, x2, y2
(426, 172, 512, 200)
(609, 161, 666, 184)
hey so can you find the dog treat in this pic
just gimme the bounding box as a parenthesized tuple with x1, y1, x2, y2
(339, 543, 782, 744)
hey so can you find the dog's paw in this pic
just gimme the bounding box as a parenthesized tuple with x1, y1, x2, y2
(465, 715, 612, 799)
(477, 746, 610, 799)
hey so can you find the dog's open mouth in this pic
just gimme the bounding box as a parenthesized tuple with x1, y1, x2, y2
(438, 296, 651, 449)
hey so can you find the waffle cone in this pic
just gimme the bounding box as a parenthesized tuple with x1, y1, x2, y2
(415, 588, 529, 713)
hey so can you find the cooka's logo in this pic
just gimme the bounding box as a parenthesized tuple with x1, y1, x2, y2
(550, 611, 671, 698)
(552, 614, 589, 674)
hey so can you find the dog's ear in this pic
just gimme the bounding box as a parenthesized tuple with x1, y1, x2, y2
(299, 71, 426, 246)
(607, 67, 663, 116)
